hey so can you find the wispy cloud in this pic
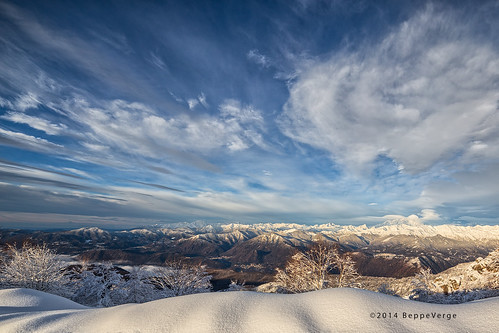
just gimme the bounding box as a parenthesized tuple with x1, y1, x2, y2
(149, 52, 167, 70)
(220, 99, 264, 125)
(247, 49, 270, 68)
(1, 93, 269, 174)
(187, 98, 199, 110)
(1, 111, 67, 135)
(0, 168, 93, 192)
(279, 4, 499, 174)
(0, 2, 180, 109)
(0, 128, 62, 152)
(130, 180, 184, 193)
(198, 92, 208, 108)
(0, 159, 85, 180)
(187, 93, 208, 110)
(0, 92, 42, 111)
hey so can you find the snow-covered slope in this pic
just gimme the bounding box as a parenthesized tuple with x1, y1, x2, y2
(0, 288, 497, 333)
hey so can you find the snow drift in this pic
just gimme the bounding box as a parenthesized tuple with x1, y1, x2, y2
(0, 288, 497, 333)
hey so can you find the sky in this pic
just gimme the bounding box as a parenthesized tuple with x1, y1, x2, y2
(0, 0, 498, 229)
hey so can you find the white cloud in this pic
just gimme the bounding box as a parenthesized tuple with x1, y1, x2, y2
(81, 142, 110, 152)
(198, 92, 208, 108)
(0, 93, 42, 112)
(14, 92, 41, 111)
(409, 163, 499, 210)
(419, 208, 441, 222)
(61, 168, 95, 179)
(220, 99, 263, 125)
(0, 128, 62, 151)
(0, 2, 171, 108)
(169, 91, 184, 103)
(279, 5, 499, 174)
(109, 184, 360, 222)
(186, 93, 208, 110)
(247, 49, 270, 68)
(149, 52, 167, 70)
(1, 112, 67, 135)
(187, 98, 199, 110)
(0, 97, 13, 109)
(62, 97, 267, 161)
(383, 209, 441, 226)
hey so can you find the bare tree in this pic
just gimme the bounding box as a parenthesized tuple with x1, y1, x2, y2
(0, 242, 69, 295)
(151, 260, 212, 297)
(275, 242, 359, 293)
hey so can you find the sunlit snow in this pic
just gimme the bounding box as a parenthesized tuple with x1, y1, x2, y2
(1, 288, 497, 333)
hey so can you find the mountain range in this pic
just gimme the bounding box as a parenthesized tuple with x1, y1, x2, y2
(1, 222, 498, 285)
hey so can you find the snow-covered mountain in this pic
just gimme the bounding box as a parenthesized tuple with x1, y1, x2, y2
(201, 221, 499, 241)
(1, 222, 499, 280)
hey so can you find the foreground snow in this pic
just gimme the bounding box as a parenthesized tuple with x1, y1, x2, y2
(0, 288, 497, 333)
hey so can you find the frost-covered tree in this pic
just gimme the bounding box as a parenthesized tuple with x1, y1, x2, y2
(151, 260, 212, 297)
(274, 242, 360, 293)
(0, 242, 69, 295)
(410, 267, 437, 301)
(336, 254, 361, 288)
(72, 263, 126, 307)
(275, 252, 323, 293)
(121, 266, 158, 303)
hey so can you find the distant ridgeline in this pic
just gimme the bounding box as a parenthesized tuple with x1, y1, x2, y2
(1, 222, 498, 282)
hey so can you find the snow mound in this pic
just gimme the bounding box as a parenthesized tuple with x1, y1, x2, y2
(0, 289, 86, 314)
(1, 288, 498, 332)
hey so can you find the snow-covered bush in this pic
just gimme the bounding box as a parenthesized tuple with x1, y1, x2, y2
(151, 261, 212, 297)
(274, 242, 360, 293)
(224, 280, 245, 291)
(0, 243, 70, 296)
(377, 283, 399, 297)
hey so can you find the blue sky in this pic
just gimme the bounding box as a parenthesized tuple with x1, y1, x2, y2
(0, 0, 498, 228)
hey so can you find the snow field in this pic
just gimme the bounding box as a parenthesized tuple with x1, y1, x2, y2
(0, 287, 498, 332)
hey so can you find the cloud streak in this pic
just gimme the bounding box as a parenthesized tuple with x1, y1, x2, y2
(0, 128, 62, 152)
(1, 111, 67, 135)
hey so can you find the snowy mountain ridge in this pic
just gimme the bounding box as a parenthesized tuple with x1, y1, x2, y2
(3, 221, 498, 279)
(150, 221, 499, 241)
